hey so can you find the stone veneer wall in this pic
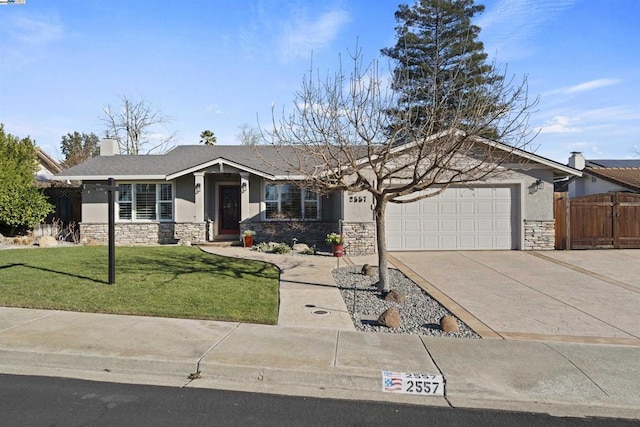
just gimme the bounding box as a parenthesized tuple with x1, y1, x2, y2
(174, 223, 207, 243)
(341, 222, 376, 255)
(80, 222, 206, 245)
(523, 220, 555, 250)
(241, 221, 338, 251)
(240, 221, 376, 255)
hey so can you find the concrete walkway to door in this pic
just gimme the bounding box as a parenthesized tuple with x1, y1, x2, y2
(385, 250, 640, 345)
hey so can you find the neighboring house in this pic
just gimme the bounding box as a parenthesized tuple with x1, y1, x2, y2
(35, 147, 63, 186)
(567, 152, 640, 197)
(34, 147, 82, 235)
(54, 138, 581, 254)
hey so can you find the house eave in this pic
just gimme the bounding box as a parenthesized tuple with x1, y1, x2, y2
(348, 129, 582, 178)
(52, 174, 167, 181)
(166, 158, 275, 180)
(475, 137, 583, 177)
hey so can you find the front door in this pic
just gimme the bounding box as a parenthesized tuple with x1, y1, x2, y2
(218, 186, 240, 235)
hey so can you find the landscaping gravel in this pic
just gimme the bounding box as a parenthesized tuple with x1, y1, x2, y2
(333, 265, 480, 338)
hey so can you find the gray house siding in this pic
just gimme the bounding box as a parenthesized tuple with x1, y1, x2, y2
(55, 141, 580, 252)
(239, 178, 342, 252)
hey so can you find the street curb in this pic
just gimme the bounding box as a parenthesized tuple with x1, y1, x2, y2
(0, 348, 198, 378)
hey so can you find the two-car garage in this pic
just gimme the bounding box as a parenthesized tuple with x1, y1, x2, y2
(386, 185, 519, 251)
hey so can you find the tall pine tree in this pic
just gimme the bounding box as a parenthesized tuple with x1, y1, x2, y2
(381, 0, 503, 136)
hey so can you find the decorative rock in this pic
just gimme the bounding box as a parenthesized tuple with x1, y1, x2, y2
(440, 315, 459, 333)
(180, 240, 192, 246)
(86, 239, 101, 246)
(361, 264, 375, 276)
(384, 289, 405, 304)
(13, 236, 33, 245)
(377, 307, 401, 328)
(292, 243, 310, 252)
(38, 236, 58, 247)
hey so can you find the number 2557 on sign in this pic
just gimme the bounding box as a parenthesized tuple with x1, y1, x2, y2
(381, 371, 445, 396)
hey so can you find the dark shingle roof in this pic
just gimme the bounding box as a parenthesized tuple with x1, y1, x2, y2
(587, 159, 640, 168)
(55, 138, 582, 181)
(55, 145, 313, 180)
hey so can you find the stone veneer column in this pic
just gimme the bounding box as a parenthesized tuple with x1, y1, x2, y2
(523, 220, 555, 250)
(341, 222, 376, 255)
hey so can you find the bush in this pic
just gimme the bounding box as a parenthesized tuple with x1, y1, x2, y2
(255, 242, 292, 254)
(0, 125, 53, 231)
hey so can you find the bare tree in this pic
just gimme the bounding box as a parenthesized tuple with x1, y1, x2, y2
(101, 94, 176, 155)
(237, 123, 263, 146)
(258, 49, 537, 294)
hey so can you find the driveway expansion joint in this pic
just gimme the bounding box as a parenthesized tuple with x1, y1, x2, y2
(456, 252, 637, 340)
(528, 251, 640, 295)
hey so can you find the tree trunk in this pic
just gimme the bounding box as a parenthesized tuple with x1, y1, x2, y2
(374, 196, 390, 294)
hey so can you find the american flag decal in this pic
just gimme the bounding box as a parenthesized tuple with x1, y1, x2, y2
(382, 371, 403, 392)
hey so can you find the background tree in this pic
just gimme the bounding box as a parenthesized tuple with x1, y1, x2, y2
(381, 0, 503, 135)
(0, 124, 53, 234)
(199, 130, 217, 145)
(60, 131, 100, 168)
(259, 43, 535, 293)
(101, 94, 176, 155)
(237, 123, 262, 146)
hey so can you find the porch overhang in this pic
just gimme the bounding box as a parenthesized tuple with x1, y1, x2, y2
(166, 158, 275, 181)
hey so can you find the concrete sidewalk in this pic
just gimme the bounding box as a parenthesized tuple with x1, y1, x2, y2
(1, 247, 639, 419)
(0, 307, 638, 419)
(200, 246, 354, 330)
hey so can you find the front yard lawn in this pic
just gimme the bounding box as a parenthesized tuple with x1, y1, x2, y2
(0, 246, 280, 324)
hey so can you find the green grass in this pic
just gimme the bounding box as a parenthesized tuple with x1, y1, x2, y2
(0, 246, 280, 324)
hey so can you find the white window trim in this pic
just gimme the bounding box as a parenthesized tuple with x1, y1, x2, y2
(116, 181, 174, 222)
(262, 182, 321, 221)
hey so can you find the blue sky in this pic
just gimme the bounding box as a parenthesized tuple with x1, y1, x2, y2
(1, 0, 638, 164)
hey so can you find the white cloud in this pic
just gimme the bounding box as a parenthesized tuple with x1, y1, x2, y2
(545, 79, 622, 96)
(477, 0, 575, 60)
(3, 16, 63, 45)
(538, 115, 581, 134)
(204, 104, 225, 115)
(578, 106, 640, 122)
(278, 8, 351, 61)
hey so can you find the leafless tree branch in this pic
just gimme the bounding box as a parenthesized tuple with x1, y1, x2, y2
(101, 94, 176, 155)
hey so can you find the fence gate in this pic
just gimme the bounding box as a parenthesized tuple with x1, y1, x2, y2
(558, 192, 640, 249)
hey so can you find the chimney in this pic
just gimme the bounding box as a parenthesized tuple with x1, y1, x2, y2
(568, 152, 585, 170)
(100, 138, 117, 156)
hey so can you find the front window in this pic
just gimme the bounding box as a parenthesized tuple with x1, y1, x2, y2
(265, 183, 319, 220)
(117, 182, 173, 221)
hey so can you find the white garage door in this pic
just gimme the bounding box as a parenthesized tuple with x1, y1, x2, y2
(386, 186, 518, 250)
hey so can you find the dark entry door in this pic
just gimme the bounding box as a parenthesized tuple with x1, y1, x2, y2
(219, 186, 240, 235)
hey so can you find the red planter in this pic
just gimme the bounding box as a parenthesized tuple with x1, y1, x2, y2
(332, 244, 344, 257)
(243, 235, 254, 248)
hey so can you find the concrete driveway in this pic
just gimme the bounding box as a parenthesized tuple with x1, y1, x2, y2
(387, 250, 640, 344)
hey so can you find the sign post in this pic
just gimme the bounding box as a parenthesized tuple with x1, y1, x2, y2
(107, 178, 115, 284)
(83, 178, 117, 284)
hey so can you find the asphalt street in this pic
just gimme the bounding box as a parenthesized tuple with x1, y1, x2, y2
(0, 374, 634, 427)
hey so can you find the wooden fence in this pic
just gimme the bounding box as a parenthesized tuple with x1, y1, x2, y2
(554, 192, 640, 249)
